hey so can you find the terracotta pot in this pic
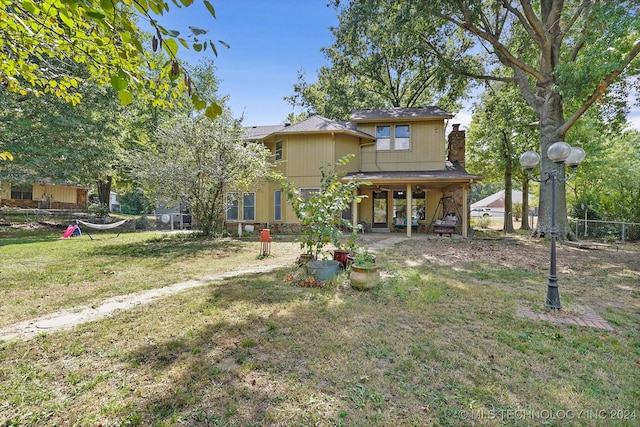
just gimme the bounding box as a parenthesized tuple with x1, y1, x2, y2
(349, 264, 380, 290)
(333, 249, 350, 268)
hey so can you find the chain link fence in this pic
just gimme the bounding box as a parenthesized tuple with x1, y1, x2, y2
(570, 219, 640, 243)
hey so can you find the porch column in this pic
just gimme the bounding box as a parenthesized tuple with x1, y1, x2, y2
(352, 196, 358, 231)
(462, 185, 469, 238)
(406, 183, 412, 238)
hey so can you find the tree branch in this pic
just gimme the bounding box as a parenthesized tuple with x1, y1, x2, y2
(561, 40, 640, 133)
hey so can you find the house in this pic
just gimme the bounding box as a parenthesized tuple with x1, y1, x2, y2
(471, 190, 536, 218)
(233, 107, 482, 238)
(0, 180, 88, 209)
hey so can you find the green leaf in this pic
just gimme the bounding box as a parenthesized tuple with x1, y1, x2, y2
(100, 0, 114, 11)
(162, 38, 179, 57)
(180, 0, 194, 6)
(118, 89, 133, 106)
(218, 40, 230, 49)
(86, 10, 106, 19)
(191, 94, 206, 110)
(110, 75, 128, 91)
(205, 103, 222, 119)
(178, 38, 189, 49)
(203, 0, 216, 18)
(209, 41, 218, 56)
(193, 43, 202, 52)
(189, 26, 208, 36)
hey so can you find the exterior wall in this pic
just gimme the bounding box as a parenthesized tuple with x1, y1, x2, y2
(0, 182, 87, 209)
(333, 134, 361, 171)
(357, 120, 446, 171)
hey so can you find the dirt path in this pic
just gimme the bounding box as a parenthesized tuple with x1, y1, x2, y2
(0, 264, 295, 341)
(0, 234, 412, 342)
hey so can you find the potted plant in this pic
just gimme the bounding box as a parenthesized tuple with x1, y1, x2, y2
(280, 155, 369, 264)
(349, 251, 380, 290)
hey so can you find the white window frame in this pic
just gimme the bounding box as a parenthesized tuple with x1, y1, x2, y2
(226, 192, 239, 221)
(274, 190, 282, 221)
(376, 125, 391, 151)
(242, 192, 256, 221)
(395, 125, 411, 150)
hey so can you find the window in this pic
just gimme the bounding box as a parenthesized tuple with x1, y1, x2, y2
(226, 192, 239, 221)
(275, 140, 282, 160)
(300, 188, 320, 201)
(412, 191, 426, 220)
(392, 191, 407, 219)
(376, 125, 390, 150)
(395, 125, 410, 150)
(274, 190, 282, 221)
(11, 184, 32, 200)
(243, 192, 255, 221)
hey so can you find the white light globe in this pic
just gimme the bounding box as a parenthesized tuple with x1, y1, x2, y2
(565, 147, 586, 167)
(547, 141, 572, 163)
(519, 151, 541, 170)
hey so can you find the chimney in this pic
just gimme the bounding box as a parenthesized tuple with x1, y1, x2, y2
(447, 124, 465, 168)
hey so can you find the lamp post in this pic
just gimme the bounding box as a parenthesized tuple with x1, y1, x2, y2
(519, 141, 586, 310)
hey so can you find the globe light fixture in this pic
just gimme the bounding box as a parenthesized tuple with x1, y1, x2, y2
(519, 141, 586, 310)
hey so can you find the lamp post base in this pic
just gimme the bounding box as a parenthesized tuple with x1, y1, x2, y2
(546, 278, 562, 310)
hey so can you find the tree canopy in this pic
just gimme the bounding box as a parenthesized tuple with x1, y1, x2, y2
(286, 1, 472, 120)
(0, 0, 224, 118)
(414, 0, 640, 238)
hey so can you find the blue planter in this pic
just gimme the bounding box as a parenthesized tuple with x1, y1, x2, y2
(306, 260, 340, 281)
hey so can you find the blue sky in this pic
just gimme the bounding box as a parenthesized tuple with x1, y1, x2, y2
(157, 0, 637, 131)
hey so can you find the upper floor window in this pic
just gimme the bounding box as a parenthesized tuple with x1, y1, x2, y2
(11, 184, 32, 200)
(376, 126, 391, 150)
(376, 125, 411, 151)
(275, 140, 283, 160)
(395, 125, 410, 150)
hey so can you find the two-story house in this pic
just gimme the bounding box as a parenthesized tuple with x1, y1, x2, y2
(233, 107, 482, 238)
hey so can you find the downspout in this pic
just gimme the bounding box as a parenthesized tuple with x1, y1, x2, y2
(406, 183, 412, 238)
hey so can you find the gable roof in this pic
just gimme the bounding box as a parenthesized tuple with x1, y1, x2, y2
(350, 106, 454, 122)
(244, 125, 286, 140)
(244, 115, 375, 141)
(471, 190, 534, 208)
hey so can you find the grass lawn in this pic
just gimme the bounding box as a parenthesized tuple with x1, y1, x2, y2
(0, 227, 638, 426)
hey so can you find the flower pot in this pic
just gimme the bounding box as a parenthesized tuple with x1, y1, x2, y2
(307, 260, 341, 281)
(333, 249, 350, 268)
(297, 253, 315, 266)
(349, 264, 380, 290)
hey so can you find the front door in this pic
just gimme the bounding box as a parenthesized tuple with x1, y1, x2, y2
(372, 191, 388, 228)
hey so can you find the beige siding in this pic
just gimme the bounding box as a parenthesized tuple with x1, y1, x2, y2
(285, 134, 335, 178)
(358, 121, 446, 171)
(33, 184, 78, 203)
(0, 182, 10, 199)
(333, 134, 361, 172)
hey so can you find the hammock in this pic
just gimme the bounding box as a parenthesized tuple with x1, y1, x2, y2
(77, 219, 129, 239)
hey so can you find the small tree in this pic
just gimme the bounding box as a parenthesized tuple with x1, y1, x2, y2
(281, 155, 367, 259)
(132, 111, 271, 236)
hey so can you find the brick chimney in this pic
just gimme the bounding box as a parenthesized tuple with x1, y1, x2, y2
(447, 124, 466, 168)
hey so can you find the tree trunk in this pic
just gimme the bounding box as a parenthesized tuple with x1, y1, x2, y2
(97, 176, 112, 207)
(502, 131, 515, 233)
(535, 93, 572, 240)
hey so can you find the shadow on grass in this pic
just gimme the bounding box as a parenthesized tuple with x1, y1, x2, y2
(90, 235, 246, 260)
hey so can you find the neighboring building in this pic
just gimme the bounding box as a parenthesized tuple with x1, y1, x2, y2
(109, 192, 121, 213)
(233, 107, 482, 237)
(471, 190, 536, 217)
(0, 180, 88, 209)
